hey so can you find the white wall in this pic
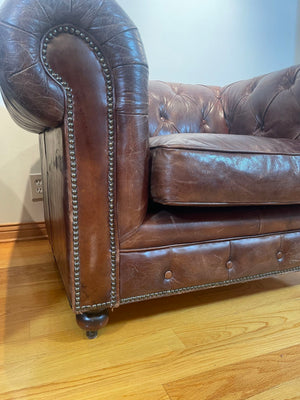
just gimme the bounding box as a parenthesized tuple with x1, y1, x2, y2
(0, 0, 298, 223)
(295, 0, 300, 64)
(0, 108, 44, 224)
(118, 0, 298, 85)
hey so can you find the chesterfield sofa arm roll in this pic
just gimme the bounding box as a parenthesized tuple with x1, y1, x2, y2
(1, 0, 300, 338)
(0, 0, 150, 334)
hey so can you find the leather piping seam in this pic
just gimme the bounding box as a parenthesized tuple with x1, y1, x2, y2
(42, 25, 117, 312)
(150, 145, 300, 157)
(120, 265, 300, 305)
(120, 228, 300, 253)
(152, 200, 300, 206)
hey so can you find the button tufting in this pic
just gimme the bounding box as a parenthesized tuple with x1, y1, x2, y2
(277, 251, 283, 260)
(226, 260, 233, 270)
(164, 270, 173, 279)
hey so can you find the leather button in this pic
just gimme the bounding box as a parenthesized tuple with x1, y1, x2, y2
(277, 251, 283, 260)
(226, 260, 233, 270)
(164, 270, 173, 279)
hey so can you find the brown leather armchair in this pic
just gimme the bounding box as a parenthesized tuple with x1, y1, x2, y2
(1, 0, 300, 338)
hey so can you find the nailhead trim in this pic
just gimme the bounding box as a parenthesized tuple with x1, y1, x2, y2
(120, 265, 300, 305)
(75, 264, 300, 312)
(42, 25, 117, 311)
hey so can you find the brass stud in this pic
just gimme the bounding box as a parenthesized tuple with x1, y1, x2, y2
(164, 270, 173, 280)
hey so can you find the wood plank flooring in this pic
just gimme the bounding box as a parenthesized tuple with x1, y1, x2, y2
(0, 239, 300, 399)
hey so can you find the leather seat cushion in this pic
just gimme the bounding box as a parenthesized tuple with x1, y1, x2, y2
(150, 133, 300, 206)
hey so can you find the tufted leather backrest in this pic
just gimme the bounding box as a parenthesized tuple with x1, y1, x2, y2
(149, 65, 300, 140)
(221, 65, 300, 139)
(148, 81, 228, 136)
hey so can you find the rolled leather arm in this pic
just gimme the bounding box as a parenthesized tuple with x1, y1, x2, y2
(0, 0, 149, 312)
(0, 0, 148, 133)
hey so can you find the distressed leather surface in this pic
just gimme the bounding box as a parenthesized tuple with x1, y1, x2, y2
(0, 0, 149, 310)
(221, 65, 300, 139)
(148, 65, 300, 139)
(39, 128, 71, 298)
(45, 35, 113, 308)
(1, 0, 300, 312)
(150, 133, 300, 206)
(120, 231, 300, 300)
(148, 81, 228, 136)
(121, 204, 300, 250)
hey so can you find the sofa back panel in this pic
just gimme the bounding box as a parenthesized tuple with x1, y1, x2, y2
(149, 65, 300, 141)
(40, 128, 72, 303)
(221, 65, 300, 139)
(148, 81, 229, 137)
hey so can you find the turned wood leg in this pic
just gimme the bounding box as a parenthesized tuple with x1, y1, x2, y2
(76, 309, 109, 339)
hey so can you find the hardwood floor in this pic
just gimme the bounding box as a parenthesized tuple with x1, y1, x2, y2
(1, 238, 300, 399)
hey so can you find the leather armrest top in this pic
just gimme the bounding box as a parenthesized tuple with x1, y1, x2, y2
(0, 0, 148, 133)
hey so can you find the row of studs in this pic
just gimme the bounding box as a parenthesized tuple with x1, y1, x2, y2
(76, 264, 300, 311)
(119, 265, 300, 305)
(42, 25, 117, 310)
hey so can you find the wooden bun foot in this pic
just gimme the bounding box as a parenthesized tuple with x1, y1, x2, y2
(76, 309, 109, 339)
